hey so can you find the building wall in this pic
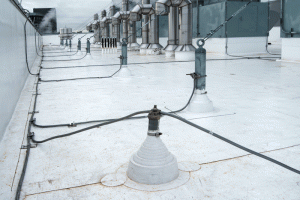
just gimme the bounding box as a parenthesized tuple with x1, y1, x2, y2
(0, 1, 42, 141)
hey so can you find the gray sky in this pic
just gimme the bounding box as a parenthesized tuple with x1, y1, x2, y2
(22, 0, 113, 31)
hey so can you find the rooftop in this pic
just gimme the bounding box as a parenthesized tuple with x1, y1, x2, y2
(0, 35, 299, 199)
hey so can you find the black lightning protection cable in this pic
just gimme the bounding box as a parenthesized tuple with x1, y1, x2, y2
(40, 56, 277, 70)
(24, 19, 39, 76)
(29, 106, 300, 176)
(160, 111, 300, 175)
(42, 52, 88, 62)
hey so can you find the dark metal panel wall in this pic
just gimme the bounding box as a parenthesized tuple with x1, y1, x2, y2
(198, 1, 268, 38)
(199, 2, 226, 38)
(226, 1, 268, 37)
(281, 0, 300, 38)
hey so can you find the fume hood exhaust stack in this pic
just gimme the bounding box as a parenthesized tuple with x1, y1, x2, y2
(112, 12, 122, 49)
(130, 2, 154, 54)
(141, 0, 151, 54)
(164, 6, 179, 57)
(92, 13, 100, 44)
(122, 0, 129, 40)
(147, 14, 163, 54)
(156, 0, 195, 58)
(100, 10, 110, 40)
(127, 105, 179, 185)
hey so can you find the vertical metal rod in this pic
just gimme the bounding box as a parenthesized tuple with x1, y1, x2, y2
(87, 39, 90, 53)
(78, 39, 81, 51)
(69, 39, 72, 49)
(121, 39, 127, 65)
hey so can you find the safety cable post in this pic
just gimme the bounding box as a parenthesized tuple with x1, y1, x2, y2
(194, 39, 206, 90)
(120, 38, 128, 66)
(69, 39, 72, 51)
(78, 39, 81, 51)
(87, 38, 91, 54)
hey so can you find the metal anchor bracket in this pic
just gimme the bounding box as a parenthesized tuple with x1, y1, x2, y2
(147, 132, 162, 137)
(186, 73, 206, 80)
(21, 144, 38, 149)
(28, 111, 39, 114)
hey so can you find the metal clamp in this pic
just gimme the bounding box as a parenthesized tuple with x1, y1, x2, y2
(148, 105, 161, 120)
(186, 73, 206, 79)
(21, 144, 37, 149)
(68, 122, 77, 127)
(148, 132, 162, 137)
(28, 111, 39, 114)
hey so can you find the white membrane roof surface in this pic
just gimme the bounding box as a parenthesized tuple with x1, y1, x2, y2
(0, 36, 299, 200)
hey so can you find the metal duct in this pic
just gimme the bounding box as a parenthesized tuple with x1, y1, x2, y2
(86, 23, 92, 31)
(112, 12, 121, 46)
(100, 10, 110, 38)
(128, 20, 140, 49)
(110, 6, 116, 38)
(101, 10, 106, 19)
(156, 0, 195, 52)
(94, 13, 99, 20)
(122, 0, 129, 39)
(142, 0, 150, 49)
(129, 2, 154, 49)
(92, 13, 100, 43)
(148, 14, 163, 50)
(175, 1, 195, 51)
(165, 6, 178, 51)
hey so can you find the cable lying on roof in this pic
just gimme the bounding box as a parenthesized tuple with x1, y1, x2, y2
(29, 105, 300, 176)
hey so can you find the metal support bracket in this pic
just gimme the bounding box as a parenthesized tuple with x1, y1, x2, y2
(186, 73, 206, 79)
(148, 132, 162, 137)
(21, 144, 37, 149)
(28, 111, 39, 114)
(68, 123, 77, 127)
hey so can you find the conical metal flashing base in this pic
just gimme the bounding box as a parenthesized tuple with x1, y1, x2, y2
(127, 135, 179, 185)
(127, 106, 179, 185)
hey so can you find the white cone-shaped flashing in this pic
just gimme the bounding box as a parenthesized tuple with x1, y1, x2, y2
(127, 135, 179, 185)
(115, 65, 132, 77)
(188, 90, 213, 113)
